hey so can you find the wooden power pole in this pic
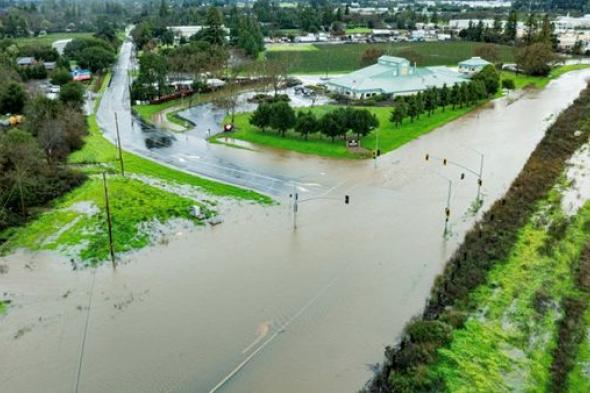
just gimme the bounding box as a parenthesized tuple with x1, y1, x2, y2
(102, 172, 116, 270)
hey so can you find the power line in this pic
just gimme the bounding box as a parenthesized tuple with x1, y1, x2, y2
(73, 267, 97, 393)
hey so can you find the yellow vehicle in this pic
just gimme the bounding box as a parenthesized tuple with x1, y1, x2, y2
(8, 115, 23, 126)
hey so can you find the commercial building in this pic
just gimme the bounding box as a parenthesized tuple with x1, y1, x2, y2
(326, 55, 471, 99)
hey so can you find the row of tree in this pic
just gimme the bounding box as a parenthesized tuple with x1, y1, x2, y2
(250, 101, 379, 142)
(391, 65, 500, 125)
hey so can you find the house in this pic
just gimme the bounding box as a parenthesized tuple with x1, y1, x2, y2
(326, 55, 469, 99)
(43, 61, 57, 71)
(458, 57, 491, 74)
(16, 57, 36, 67)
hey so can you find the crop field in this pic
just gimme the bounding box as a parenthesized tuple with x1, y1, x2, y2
(266, 41, 516, 74)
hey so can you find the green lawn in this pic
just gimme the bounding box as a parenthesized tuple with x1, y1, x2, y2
(213, 104, 477, 159)
(345, 27, 372, 34)
(0, 301, 5, 315)
(500, 64, 590, 90)
(13, 32, 94, 46)
(69, 115, 271, 203)
(266, 41, 515, 74)
(431, 195, 590, 392)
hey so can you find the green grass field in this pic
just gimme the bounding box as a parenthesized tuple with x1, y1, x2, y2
(266, 43, 319, 52)
(13, 32, 94, 46)
(266, 41, 516, 74)
(345, 27, 372, 34)
(213, 104, 477, 159)
(500, 64, 590, 90)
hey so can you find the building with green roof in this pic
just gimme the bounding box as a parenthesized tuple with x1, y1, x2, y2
(326, 55, 473, 99)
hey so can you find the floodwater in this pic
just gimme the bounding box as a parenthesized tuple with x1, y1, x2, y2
(2, 39, 590, 393)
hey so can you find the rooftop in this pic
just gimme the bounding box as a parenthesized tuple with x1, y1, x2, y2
(459, 56, 491, 66)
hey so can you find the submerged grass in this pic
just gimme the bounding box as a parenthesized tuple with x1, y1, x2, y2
(0, 176, 211, 264)
(433, 199, 590, 392)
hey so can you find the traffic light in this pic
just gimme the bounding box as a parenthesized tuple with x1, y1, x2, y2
(344, 195, 350, 204)
(425, 153, 429, 161)
(478, 178, 483, 186)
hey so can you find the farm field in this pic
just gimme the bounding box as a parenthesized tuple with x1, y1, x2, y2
(266, 41, 516, 74)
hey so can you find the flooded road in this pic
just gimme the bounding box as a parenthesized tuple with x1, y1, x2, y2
(2, 39, 590, 393)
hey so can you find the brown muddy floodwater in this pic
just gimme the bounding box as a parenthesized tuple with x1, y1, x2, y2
(1, 69, 590, 393)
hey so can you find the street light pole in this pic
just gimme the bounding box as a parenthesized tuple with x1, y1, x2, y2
(102, 172, 116, 270)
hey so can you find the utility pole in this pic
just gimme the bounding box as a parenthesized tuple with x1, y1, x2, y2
(476, 152, 484, 206)
(444, 179, 452, 237)
(102, 172, 116, 270)
(114, 113, 125, 177)
(374, 127, 379, 169)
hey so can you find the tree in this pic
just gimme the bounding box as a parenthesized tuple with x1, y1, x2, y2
(268, 101, 296, 136)
(406, 95, 418, 121)
(504, 10, 518, 42)
(137, 52, 168, 98)
(516, 42, 557, 76)
(199, 7, 226, 46)
(415, 92, 424, 118)
(50, 68, 72, 86)
(319, 110, 347, 141)
(236, 15, 264, 57)
(0, 128, 44, 218)
(473, 64, 500, 96)
(348, 108, 378, 140)
(474, 44, 500, 64)
(439, 84, 450, 111)
(0, 82, 26, 114)
(450, 84, 461, 109)
(390, 97, 407, 127)
(524, 13, 537, 45)
(78, 46, 116, 72)
(360, 48, 384, 67)
(264, 57, 290, 96)
(424, 87, 438, 116)
(59, 82, 85, 109)
(502, 78, 515, 90)
(295, 111, 318, 140)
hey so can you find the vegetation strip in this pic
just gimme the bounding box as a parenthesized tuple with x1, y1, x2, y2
(365, 83, 590, 392)
(550, 242, 590, 393)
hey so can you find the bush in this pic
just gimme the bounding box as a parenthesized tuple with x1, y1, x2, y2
(502, 78, 515, 90)
(50, 68, 73, 86)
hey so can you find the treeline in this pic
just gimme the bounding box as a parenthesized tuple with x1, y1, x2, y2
(0, 90, 87, 236)
(250, 99, 379, 141)
(132, 5, 264, 57)
(0, 1, 126, 38)
(363, 83, 590, 393)
(391, 65, 500, 125)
